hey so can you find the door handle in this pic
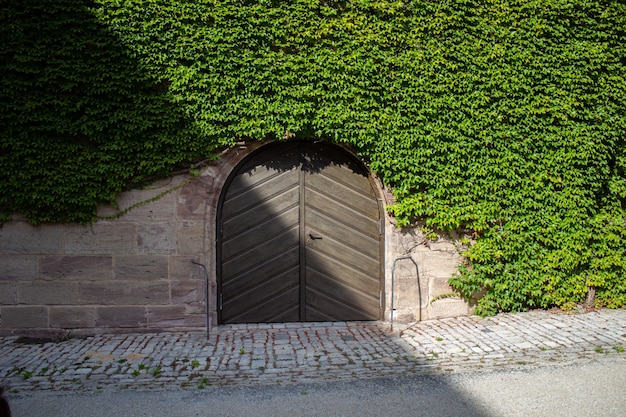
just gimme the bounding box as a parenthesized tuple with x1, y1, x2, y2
(308, 233, 323, 240)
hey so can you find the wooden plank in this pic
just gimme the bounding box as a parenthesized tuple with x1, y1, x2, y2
(223, 268, 299, 311)
(222, 246, 299, 293)
(222, 206, 299, 259)
(227, 142, 300, 197)
(305, 207, 380, 257)
(223, 169, 299, 220)
(305, 249, 379, 297)
(313, 162, 375, 197)
(304, 228, 380, 277)
(305, 172, 379, 218)
(305, 287, 376, 321)
(224, 285, 300, 323)
(306, 267, 379, 317)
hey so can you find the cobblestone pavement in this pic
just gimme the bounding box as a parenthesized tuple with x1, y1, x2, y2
(1, 309, 625, 393)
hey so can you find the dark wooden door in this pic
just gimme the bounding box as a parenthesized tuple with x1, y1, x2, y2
(218, 141, 382, 323)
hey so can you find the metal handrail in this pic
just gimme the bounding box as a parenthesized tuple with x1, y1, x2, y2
(191, 261, 211, 341)
(390, 256, 421, 331)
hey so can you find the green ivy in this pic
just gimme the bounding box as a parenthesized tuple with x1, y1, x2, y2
(1, 0, 624, 313)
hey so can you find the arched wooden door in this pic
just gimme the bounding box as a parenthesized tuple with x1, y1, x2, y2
(217, 141, 383, 323)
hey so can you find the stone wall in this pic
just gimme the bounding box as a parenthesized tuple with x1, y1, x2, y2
(0, 175, 209, 336)
(0, 142, 469, 335)
(0, 142, 246, 336)
(383, 222, 470, 324)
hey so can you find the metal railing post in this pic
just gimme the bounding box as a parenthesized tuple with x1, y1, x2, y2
(391, 256, 421, 331)
(191, 261, 211, 341)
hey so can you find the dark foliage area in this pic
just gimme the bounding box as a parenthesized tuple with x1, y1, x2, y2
(1, 0, 624, 313)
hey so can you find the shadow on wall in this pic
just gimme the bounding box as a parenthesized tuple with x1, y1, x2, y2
(0, 0, 199, 222)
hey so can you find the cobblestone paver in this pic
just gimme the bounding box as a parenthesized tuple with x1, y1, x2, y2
(1, 310, 625, 392)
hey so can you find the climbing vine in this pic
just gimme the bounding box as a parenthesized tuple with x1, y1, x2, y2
(1, 0, 624, 313)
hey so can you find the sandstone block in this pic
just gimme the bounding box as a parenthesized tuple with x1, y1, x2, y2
(41, 256, 113, 280)
(422, 252, 461, 280)
(429, 276, 457, 299)
(0, 256, 38, 280)
(1, 306, 48, 328)
(177, 177, 213, 219)
(0, 222, 63, 254)
(50, 306, 96, 329)
(0, 282, 17, 304)
(391, 275, 428, 310)
(79, 281, 170, 305)
(137, 223, 176, 254)
(171, 280, 205, 305)
(19, 281, 78, 305)
(387, 306, 415, 323)
(64, 223, 136, 255)
(96, 306, 146, 328)
(184, 304, 207, 315)
(183, 313, 207, 328)
(177, 221, 205, 255)
(147, 306, 186, 328)
(97, 178, 180, 221)
(114, 255, 168, 281)
(428, 240, 459, 253)
(429, 298, 469, 319)
(170, 256, 206, 281)
(388, 256, 428, 307)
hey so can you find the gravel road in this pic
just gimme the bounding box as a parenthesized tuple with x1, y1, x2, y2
(7, 355, 625, 417)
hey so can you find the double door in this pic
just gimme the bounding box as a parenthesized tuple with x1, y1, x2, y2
(217, 141, 383, 323)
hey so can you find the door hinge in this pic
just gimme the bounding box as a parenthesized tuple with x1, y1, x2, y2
(379, 291, 383, 308)
(378, 218, 382, 236)
(219, 293, 223, 311)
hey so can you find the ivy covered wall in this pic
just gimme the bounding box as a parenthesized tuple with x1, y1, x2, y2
(1, 0, 624, 315)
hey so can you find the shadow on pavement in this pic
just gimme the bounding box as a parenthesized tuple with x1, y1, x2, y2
(7, 374, 491, 417)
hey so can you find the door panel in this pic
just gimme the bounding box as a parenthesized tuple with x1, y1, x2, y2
(220, 144, 301, 324)
(305, 287, 377, 321)
(222, 204, 299, 259)
(305, 250, 380, 297)
(223, 170, 300, 224)
(305, 189, 380, 241)
(305, 208, 380, 260)
(306, 169, 380, 219)
(218, 141, 382, 324)
(302, 144, 381, 321)
(306, 267, 380, 317)
(227, 283, 300, 323)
